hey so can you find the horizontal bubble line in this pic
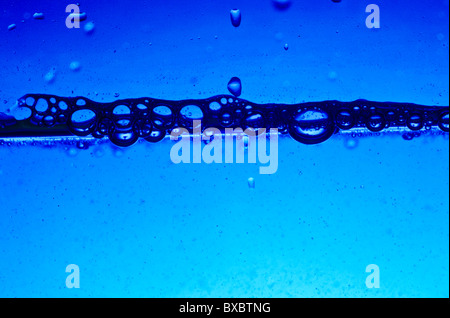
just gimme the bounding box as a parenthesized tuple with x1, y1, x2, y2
(0, 94, 448, 147)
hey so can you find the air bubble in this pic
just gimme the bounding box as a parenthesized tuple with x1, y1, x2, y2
(438, 112, 449, 132)
(209, 102, 221, 111)
(113, 105, 131, 115)
(245, 113, 264, 129)
(289, 109, 335, 144)
(70, 109, 96, 134)
(59, 101, 68, 110)
(180, 105, 203, 120)
(35, 99, 48, 112)
(76, 99, 87, 106)
(336, 109, 354, 130)
(406, 113, 423, 131)
(25, 97, 35, 106)
(109, 130, 138, 147)
(43, 115, 55, 126)
(153, 106, 172, 116)
(366, 113, 385, 132)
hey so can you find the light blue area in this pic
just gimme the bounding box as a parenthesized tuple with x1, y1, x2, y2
(0, 0, 448, 297)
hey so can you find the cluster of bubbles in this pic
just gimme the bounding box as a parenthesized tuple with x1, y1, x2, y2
(11, 93, 448, 149)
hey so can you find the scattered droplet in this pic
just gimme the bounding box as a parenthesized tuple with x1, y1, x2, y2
(272, 0, 292, 11)
(230, 9, 241, 27)
(284, 43, 289, 50)
(248, 177, 255, 189)
(35, 99, 48, 112)
(69, 61, 81, 72)
(227, 77, 242, 97)
(84, 21, 95, 34)
(7, 24, 16, 31)
(33, 12, 45, 20)
(44, 68, 56, 84)
(332, 0, 342, 3)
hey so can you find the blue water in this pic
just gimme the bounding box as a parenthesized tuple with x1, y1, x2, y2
(0, 0, 448, 297)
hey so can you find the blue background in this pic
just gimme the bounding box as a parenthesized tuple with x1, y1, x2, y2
(0, 0, 448, 297)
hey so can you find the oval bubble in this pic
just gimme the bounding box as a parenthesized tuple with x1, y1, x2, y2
(108, 128, 138, 147)
(153, 106, 172, 116)
(145, 129, 166, 143)
(69, 109, 97, 136)
(288, 109, 335, 144)
(76, 99, 87, 106)
(113, 105, 131, 115)
(406, 113, 424, 131)
(365, 113, 386, 132)
(35, 99, 48, 112)
(180, 105, 203, 120)
(59, 101, 68, 110)
(209, 102, 222, 111)
(336, 109, 355, 130)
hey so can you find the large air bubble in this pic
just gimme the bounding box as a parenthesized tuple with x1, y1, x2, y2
(288, 109, 335, 144)
(439, 112, 449, 132)
(69, 109, 97, 135)
(365, 113, 385, 132)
